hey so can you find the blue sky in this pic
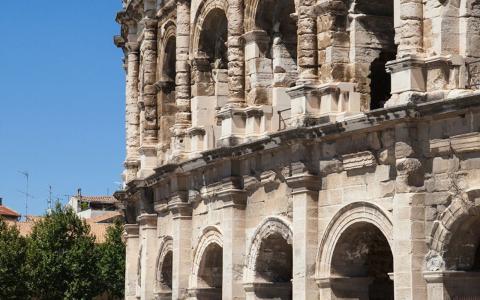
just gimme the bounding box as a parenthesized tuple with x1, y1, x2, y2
(0, 1, 125, 216)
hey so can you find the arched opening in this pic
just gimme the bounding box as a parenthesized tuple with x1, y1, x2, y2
(193, 8, 228, 97)
(330, 222, 393, 300)
(347, 0, 397, 110)
(157, 34, 176, 162)
(246, 0, 297, 104)
(156, 250, 173, 299)
(444, 215, 480, 271)
(439, 213, 480, 298)
(196, 243, 223, 300)
(369, 51, 396, 109)
(254, 232, 293, 300)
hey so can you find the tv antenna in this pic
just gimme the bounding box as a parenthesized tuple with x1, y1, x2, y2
(18, 171, 30, 218)
(48, 185, 53, 210)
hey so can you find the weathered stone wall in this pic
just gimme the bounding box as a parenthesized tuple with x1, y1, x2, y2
(115, 0, 480, 299)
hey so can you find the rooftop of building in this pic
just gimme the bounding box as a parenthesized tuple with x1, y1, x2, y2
(0, 199, 20, 219)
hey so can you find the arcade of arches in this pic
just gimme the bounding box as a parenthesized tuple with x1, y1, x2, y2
(116, 0, 480, 298)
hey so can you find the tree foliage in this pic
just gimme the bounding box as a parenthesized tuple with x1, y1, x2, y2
(97, 219, 126, 299)
(0, 204, 126, 299)
(0, 218, 29, 299)
(26, 204, 100, 300)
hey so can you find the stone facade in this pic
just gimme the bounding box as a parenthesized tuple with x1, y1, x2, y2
(114, 0, 480, 298)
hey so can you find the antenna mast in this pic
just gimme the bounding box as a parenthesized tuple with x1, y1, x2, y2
(18, 171, 29, 218)
(48, 185, 52, 210)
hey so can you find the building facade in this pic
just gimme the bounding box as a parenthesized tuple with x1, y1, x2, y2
(114, 0, 480, 298)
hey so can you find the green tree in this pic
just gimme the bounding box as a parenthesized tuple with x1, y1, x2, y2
(97, 219, 125, 299)
(26, 204, 100, 300)
(0, 218, 28, 299)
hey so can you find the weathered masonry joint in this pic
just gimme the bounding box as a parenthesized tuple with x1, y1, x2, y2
(114, 0, 480, 298)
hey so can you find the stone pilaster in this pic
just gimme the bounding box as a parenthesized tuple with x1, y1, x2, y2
(396, 0, 423, 56)
(138, 213, 158, 300)
(227, 0, 245, 104)
(172, 0, 192, 159)
(297, 0, 318, 83)
(392, 123, 427, 299)
(124, 224, 140, 300)
(139, 18, 159, 177)
(219, 187, 247, 300)
(169, 195, 192, 300)
(217, 0, 247, 146)
(286, 172, 320, 300)
(385, 0, 425, 106)
(125, 42, 141, 182)
(141, 18, 159, 145)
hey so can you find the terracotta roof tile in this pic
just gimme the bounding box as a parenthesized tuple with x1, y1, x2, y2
(0, 205, 20, 218)
(87, 211, 123, 224)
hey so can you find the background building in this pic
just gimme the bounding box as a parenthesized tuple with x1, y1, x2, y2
(68, 189, 121, 220)
(114, 0, 480, 299)
(0, 198, 20, 222)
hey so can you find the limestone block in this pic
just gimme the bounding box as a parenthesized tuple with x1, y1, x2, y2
(450, 132, 480, 153)
(191, 96, 217, 127)
(342, 151, 376, 171)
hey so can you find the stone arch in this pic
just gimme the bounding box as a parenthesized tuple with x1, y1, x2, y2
(316, 202, 394, 299)
(156, 19, 177, 162)
(460, 0, 480, 88)
(191, 0, 228, 58)
(190, 226, 223, 299)
(245, 216, 293, 283)
(158, 20, 177, 82)
(243, 0, 298, 104)
(155, 236, 173, 297)
(348, 0, 397, 110)
(244, 0, 299, 32)
(316, 201, 393, 278)
(190, 0, 229, 98)
(428, 188, 480, 271)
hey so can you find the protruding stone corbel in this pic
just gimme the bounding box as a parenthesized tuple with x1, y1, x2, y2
(137, 213, 157, 229)
(167, 192, 192, 219)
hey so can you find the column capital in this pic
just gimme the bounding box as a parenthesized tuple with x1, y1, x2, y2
(285, 173, 321, 194)
(217, 188, 247, 209)
(137, 213, 157, 228)
(124, 223, 140, 238)
(126, 42, 140, 53)
(168, 193, 192, 219)
(143, 17, 158, 29)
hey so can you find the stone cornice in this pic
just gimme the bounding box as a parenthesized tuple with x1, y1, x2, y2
(137, 213, 157, 228)
(123, 94, 480, 195)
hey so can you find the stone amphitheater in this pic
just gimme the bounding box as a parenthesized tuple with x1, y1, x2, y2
(114, 0, 480, 298)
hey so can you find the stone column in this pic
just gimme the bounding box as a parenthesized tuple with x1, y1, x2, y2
(286, 172, 320, 300)
(138, 213, 158, 300)
(396, 0, 423, 56)
(392, 123, 428, 299)
(219, 188, 247, 300)
(139, 18, 159, 177)
(169, 196, 192, 299)
(216, 0, 247, 146)
(172, 0, 192, 159)
(124, 224, 140, 300)
(297, 0, 318, 83)
(227, 0, 245, 105)
(385, 0, 425, 106)
(125, 42, 141, 182)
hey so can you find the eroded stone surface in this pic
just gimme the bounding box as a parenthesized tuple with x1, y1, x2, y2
(115, 0, 480, 299)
